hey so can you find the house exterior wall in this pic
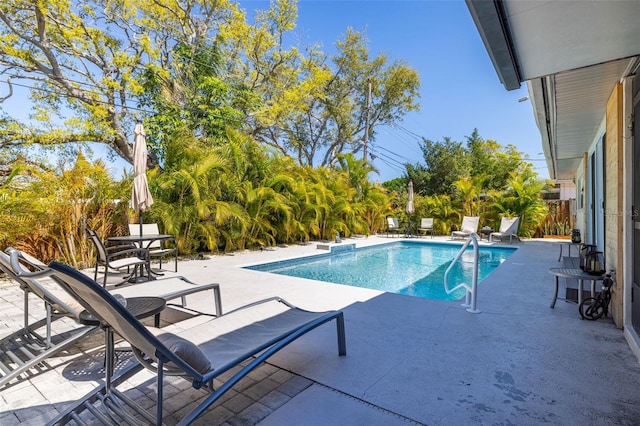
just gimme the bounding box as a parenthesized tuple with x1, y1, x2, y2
(605, 83, 624, 327)
(559, 183, 576, 200)
(622, 75, 640, 361)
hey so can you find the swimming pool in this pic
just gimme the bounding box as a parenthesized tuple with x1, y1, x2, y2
(246, 241, 516, 300)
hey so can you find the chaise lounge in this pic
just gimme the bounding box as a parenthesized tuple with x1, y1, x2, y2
(489, 216, 520, 243)
(0, 248, 222, 389)
(47, 261, 347, 425)
(451, 216, 479, 240)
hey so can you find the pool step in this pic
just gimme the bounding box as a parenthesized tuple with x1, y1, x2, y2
(316, 242, 355, 253)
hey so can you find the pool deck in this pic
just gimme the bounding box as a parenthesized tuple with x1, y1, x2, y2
(2, 236, 640, 425)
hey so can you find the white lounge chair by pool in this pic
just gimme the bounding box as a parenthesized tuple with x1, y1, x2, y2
(451, 216, 479, 240)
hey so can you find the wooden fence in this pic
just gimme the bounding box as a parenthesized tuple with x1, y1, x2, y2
(536, 200, 573, 237)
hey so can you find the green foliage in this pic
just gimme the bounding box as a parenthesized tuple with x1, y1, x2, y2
(381, 177, 406, 194)
(0, 1, 553, 256)
(2, 126, 552, 260)
(489, 171, 549, 238)
(0, 153, 129, 267)
(223, 12, 420, 166)
(467, 129, 530, 192)
(144, 131, 389, 253)
(410, 136, 470, 195)
(412, 129, 537, 196)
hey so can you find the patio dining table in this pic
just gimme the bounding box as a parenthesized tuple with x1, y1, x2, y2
(108, 234, 174, 281)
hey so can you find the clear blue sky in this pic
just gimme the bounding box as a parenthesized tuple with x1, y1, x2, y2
(246, 0, 548, 182)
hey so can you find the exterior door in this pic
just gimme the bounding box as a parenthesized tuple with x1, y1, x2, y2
(632, 76, 640, 331)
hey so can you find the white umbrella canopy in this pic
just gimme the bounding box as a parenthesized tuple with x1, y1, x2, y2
(406, 180, 414, 214)
(130, 123, 153, 233)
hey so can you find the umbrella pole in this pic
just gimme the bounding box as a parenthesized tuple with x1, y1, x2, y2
(139, 212, 143, 236)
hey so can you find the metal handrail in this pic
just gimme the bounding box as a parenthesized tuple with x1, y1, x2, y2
(444, 233, 480, 313)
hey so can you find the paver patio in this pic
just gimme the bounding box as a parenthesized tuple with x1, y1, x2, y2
(1, 237, 639, 425)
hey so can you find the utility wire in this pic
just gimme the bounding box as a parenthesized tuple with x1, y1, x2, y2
(393, 123, 423, 140)
(382, 124, 424, 157)
(368, 147, 407, 171)
(368, 145, 407, 166)
(369, 154, 405, 174)
(0, 78, 154, 115)
(374, 145, 413, 163)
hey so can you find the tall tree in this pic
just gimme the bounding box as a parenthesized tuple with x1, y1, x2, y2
(466, 128, 523, 191)
(411, 136, 470, 195)
(0, 0, 242, 167)
(411, 130, 534, 196)
(1, 0, 418, 170)
(223, 1, 420, 167)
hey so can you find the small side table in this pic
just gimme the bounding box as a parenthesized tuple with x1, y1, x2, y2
(548, 268, 606, 310)
(479, 227, 493, 241)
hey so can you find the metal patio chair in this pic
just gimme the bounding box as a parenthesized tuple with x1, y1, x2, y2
(418, 218, 435, 238)
(85, 227, 149, 287)
(128, 223, 178, 272)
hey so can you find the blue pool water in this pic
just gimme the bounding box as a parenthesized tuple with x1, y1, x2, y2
(246, 241, 516, 300)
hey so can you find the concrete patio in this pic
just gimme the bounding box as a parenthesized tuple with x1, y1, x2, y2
(1, 237, 640, 425)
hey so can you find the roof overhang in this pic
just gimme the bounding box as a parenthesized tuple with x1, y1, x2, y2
(466, 0, 521, 90)
(528, 58, 639, 180)
(466, 0, 640, 180)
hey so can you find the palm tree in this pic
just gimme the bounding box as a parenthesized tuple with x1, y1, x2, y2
(3, 153, 128, 267)
(151, 131, 238, 253)
(423, 194, 459, 235)
(453, 175, 485, 217)
(491, 172, 548, 237)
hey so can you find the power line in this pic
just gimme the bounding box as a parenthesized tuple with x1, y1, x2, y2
(369, 146, 407, 166)
(374, 145, 413, 163)
(379, 125, 424, 158)
(368, 147, 406, 171)
(369, 154, 405, 175)
(393, 123, 423, 140)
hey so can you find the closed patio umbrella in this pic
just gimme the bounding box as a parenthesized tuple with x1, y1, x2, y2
(130, 122, 153, 235)
(405, 180, 415, 236)
(406, 180, 414, 214)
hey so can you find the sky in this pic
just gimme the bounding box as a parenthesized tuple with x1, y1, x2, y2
(254, 0, 549, 182)
(1, 0, 548, 182)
